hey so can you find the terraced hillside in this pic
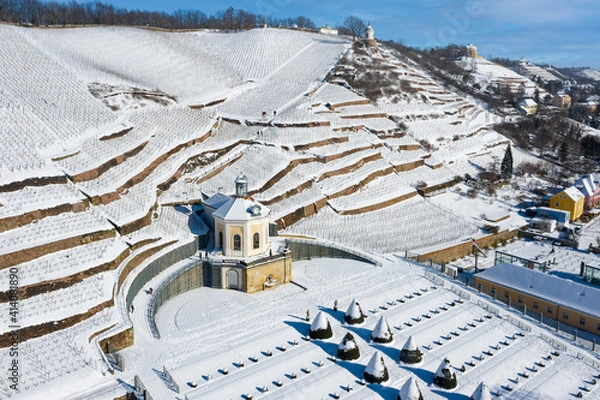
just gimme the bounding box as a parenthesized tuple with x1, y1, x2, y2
(0, 25, 549, 399)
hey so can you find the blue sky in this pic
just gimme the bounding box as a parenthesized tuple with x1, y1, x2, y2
(52, 0, 600, 69)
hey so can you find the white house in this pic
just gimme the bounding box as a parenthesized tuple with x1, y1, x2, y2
(319, 25, 338, 35)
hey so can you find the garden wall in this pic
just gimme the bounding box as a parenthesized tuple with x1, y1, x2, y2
(416, 229, 520, 264)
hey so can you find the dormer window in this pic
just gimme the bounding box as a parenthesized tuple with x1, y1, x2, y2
(250, 205, 261, 216)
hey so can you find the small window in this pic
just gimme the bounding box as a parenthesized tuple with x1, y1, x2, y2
(219, 232, 223, 248)
(533, 301, 539, 309)
(547, 306, 553, 314)
(504, 291, 510, 299)
(233, 234, 241, 251)
(555, 202, 559, 207)
(517, 296, 523, 304)
(253, 232, 260, 249)
(562, 311, 569, 320)
(579, 317, 586, 326)
(597, 322, 600, 331)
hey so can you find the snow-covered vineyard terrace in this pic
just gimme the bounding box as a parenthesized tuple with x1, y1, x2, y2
(0, 22, 598, 400)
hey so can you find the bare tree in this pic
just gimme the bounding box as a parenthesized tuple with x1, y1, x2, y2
(343, 15, 365, 41)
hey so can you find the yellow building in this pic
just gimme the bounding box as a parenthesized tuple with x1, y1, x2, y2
(552, 93, 571, 109)
(202, 174, 291, 292)
(518, 98, 538, 116)
(549, 186, 584, 221)
(466, 43, 479, 58)
(474, 263, 600, 336)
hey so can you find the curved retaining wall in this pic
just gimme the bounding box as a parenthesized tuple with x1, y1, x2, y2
(149, 261, 204, 338)
(125, 239, 201, 310)
(286, 237, 382, 267)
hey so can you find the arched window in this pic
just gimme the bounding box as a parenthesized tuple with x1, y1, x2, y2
(253, 232, 260, 249)
(218, 231, 223, 248)
(233, 234, 241, 251)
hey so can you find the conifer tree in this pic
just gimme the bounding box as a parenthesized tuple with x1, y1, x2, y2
(558, 141, 568, 163)
(500, 144, 513, 180)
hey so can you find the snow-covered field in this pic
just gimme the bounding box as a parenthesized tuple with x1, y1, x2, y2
(117, 258, 599, 400)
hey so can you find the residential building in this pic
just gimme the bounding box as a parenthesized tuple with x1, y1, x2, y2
(552, 93, 571, 109)
(518, 98, 538, 115)
(535, 207, 570, 228)
(574, 173, 600, 209)
(549, 186, 584, 221)
(474, 263, 600, 335)
(319, 25, 338, 35)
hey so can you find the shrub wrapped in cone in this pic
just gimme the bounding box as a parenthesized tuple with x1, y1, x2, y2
(433, 358, 457, 389)
(337, 332, 360, 360)
(470, 382, 492, 400)
(309, 311, 333, 339)
(364, 351, 389, 384)
(371, 315, 393, 343)
(345, 299, 366, 324)
(399, 335, 422, 364)
(397, 377, 424, 400)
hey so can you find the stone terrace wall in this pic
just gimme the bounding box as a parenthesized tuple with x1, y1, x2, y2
(416, 229, 520, 264)
(0, 175, 68, 193)
(0, 198, 89, 233)
(0, 229, 116, 270)
(0, 299, 113, 348)
(70, 141, 148, 183)
(0, 247, 130, 303)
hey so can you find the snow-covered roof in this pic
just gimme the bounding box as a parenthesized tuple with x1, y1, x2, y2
(476, 263, 600, 318)
(212, 196, 270, 222)
(519, 98, 537, 108)
(561, 186, 584, 202)
(574, 174, 597, 197)
(587, 95, 600, 102)
(203, 192, 231, 210)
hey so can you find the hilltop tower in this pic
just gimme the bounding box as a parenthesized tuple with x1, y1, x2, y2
(466, 43, 479, 58)
(364, 23, 377, 48)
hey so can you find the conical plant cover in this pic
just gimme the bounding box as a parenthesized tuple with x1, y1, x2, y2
(399, 335, 422, 364)
(433, 358, 457, 389)
(397, 377, 424, 400)
(470, 382, 492, 400)
(371, 315, 393, 343)
(364, 351, 389, 384)
(345, 299, 366, 324)
(337, 332, 360, 360)
(309, 311, 333, 339)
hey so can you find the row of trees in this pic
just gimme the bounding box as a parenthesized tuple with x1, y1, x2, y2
(0, 1, 316, 30)
(0, 1, 374, 42)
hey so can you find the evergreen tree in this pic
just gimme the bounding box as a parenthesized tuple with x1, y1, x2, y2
(500, 144, 513, 180)
(558, 141, 568, 163)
